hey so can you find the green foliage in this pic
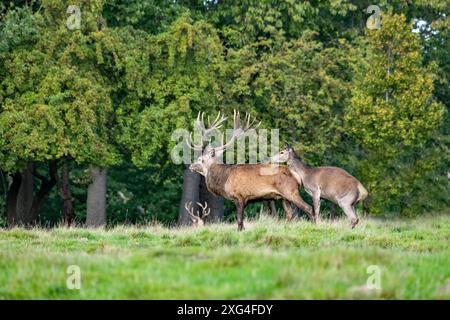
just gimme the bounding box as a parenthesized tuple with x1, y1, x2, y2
(206, 1, 360, 164)
(0, 2, 448, 224)
(224, 33, 353, 163)
(103, 0, 188, 33)
(112, 14, 225, 168)
(347, 14, 443, 153)
(0, 1, 119, 172)
(345, 14, 446, 215)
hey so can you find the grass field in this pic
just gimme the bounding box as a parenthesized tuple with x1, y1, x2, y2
(0, 214, 449, 299)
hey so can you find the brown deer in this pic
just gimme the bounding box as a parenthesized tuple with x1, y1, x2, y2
(188, 111, 314, 231)
(271, 145, 368, 228)
(184, 201, 210, 227)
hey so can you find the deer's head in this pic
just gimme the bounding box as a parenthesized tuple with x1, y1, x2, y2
(189, 146, 217, 176)
(184, 201, 210, 227)
(270, 143, 294, 163)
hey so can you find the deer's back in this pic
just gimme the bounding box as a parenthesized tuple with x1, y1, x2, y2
(209, 163, 298, 201)
(304, 166, 363, 201)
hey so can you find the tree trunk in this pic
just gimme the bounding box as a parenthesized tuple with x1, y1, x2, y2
(59, 160, 75, 226)
(178, 167, 200, 226)
(6, 161, 58, 227)
(6, 173, 22, 227)
(28, 160, 58, 224)
(199, 176, 224, 222)
(16, 161, 34, 225)
(86, 167, 107, 227)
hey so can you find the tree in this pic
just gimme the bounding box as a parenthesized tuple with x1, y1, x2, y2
(86, 167, 107, 227)
(102, 14, 227, 224)
(1, 1, 448, 226)
(0, 2, 118, 226)
(345, 14, 445, 215)
(59, 159, 75, 225)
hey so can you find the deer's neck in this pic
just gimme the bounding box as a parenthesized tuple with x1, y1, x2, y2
(287, 157, 309, 180)
(204, 163, 232, 198)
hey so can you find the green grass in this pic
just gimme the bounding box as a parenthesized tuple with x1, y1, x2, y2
(0, 214, 449, 299)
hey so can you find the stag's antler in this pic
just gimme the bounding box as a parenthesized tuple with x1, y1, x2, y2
(197, 111, 227, 138)
(187, 110, 260, 153)
(214, 110, 261, 153)
(184, 201, 210, 226)
(184, 201, 197, 220)
(187, 111, 228, 151)
(196, 201, 210, 218)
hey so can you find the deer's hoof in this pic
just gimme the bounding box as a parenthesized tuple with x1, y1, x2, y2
(350, 218, 359, 229)
(287, 215, 297, 222)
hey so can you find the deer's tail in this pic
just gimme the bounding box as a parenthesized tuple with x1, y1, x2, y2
(356, 183, 369, 215)
(356, 183, 368, 202)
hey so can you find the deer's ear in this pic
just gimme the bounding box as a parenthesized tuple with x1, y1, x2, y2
(285, 142, 292, 150)
(208, 148, 215, 157)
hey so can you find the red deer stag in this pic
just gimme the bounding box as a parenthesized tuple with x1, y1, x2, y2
(185, 201, 210, 227)
(188, 111, 314, 231)
(271, 145, 368, 228)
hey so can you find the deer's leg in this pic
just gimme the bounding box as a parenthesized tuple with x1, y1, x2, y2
(282, 200, 295, 221)
(339, 201, 359, 229)
(330, 202, 337, 220)
(263, 200, 277, 216)
(288, 192, 315, 223)
(349, 205, 359, 228)
(235, 199, 245, 232)
(312, 193, 321, 222)
(269, 200, 277, 216)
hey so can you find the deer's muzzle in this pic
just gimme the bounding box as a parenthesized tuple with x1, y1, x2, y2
(189, 163, 203, 173)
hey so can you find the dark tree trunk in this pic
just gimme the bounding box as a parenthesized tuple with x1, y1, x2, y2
(16, 161, 34, 225)
(59, 160, 75, 226)
(86, 167, 107, 227)
(362, 199, 370, 217)
(6, 161, 58, 227)
(28, 160, 58, 224)
(7, 173, 22, 227)
(199, 176, 224, 222)
(178, 167, 200, 226)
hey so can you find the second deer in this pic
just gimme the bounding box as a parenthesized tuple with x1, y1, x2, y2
(271, 145, 368, 228)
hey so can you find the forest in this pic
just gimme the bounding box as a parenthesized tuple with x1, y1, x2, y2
(0, 0, 448, 228)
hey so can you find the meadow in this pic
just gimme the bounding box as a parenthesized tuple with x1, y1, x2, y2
(0, 214, 449, 299)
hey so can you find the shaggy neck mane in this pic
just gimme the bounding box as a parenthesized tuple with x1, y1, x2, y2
(205, 163, 232, 197)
